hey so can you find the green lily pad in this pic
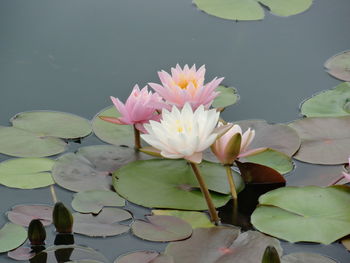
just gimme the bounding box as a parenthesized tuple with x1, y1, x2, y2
(0, 126, 67, 157)
(72, 190, 125, 213)
(0, 223, 27, 253)
(92, 106, 134, 146)
(301, 82, 350, 117)
(242, 148, 294, 174)
(115, 251, 174, 263)
(131, 215, 192, 242)
(282, 253, 337, 263)
(212, 86, 239, 109)
(193, 0, 312, 21)
(7, 204, 53, 226)
(73, 208, 132, 237)
(165, 227, 282, 263)
(0, 158, 54, 189)
(251, 186, 350, 244)
(152, 210, 214, 228)
(324, 50, 350, 81)
(289, 116, 350, 164)
(11, 111, 92, 139)
(113, 159, 243, 210)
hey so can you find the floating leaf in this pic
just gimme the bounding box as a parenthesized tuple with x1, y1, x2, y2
(115, 251, 173, 263)
(0, 158, 54, 189)
(165, 227, 282, 263)
(52, 145, 148, 192)
(7, 204, 53, 227)
(301, 82, 350, 117)
(72, 190, 125, 213)
(132, 215, 192, 242)
(235, 120, 301, 156)
(282, 253, 337, 263)
(212, 86, 239, 109)
(242, 148, 294, 174)
(11, 111, 92, 139)
(73, 208, 132, 237)
(324, 50, 350, 81)
(289, 116, 350, 164)
(0, 223, 27, 253)
(92, 106, 134, 146)
(152, 210, 214, 228)
(251, 186, 350, 244)
(113, 159, 244, 210)
(193, 0, 312, 21)
(7, 247, 35, 261)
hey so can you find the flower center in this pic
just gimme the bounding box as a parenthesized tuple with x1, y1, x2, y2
(177, 75, 198, 90)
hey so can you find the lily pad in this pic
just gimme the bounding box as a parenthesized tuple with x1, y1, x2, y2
(152, 210, 214, 228)
(289, 116, 350, 164)
(115, 251, 174, 263)
(282, 253, 337, 263)
(165, 227, 282, 263)
(0, 223, 27, 253)
(52, 145, 147, 192)
(324, 50, 350, 81)
(251, 186, 350, 244)
(7, 204, 53, 227)
(92, 106, 134, 146)
(7, 247, 35, 261)
(72, 190, 125, 213)
(235, 120, 301, 157)
(73, 207, 132, 237)
(131, 215, 192, 242)
(113, 159, 244, 210)
(0, 158, 55, 189)
(193, 0, 312, 21)
(0, 126, 67, 157)
(301, 82, 350, 117)
(212, 86, 239, 109)
(11, 111, 92, 139)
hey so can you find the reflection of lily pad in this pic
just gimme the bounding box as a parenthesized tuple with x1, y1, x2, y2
(0, 223, 27, 253)
(132, 215, 192, 242)
(282, 253, 337, 263)
(152, 210, 214, 228)
(72, 190, 125, 213)
(289, 116, 350, 164)
(212, 86, 239, 109)
(113, 159, 243, 210)
(324, 50, 350, 81)
(115, 251, 173, 263)
(92, 106, 134, 146)
(301, 82, 350, 117)
(0, 158, 55, 189)
(251, 186, 350, 244)
(7, 204, 53, 227)
(194, 0, 312, 21)
(73, 208, 132, 237)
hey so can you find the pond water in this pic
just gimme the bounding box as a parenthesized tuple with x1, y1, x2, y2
(0, 0, 350, 262)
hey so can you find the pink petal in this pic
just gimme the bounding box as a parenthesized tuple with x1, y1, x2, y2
(185, 152, 203, 164)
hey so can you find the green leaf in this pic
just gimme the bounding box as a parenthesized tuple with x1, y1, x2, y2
(251, 186, 350, 244)
(324, 50, 350, 81)
(72, 190, 125, 214)
(0, 223, 27, 253)
(0, 158, 55, 189)
(258, 0, 312, 17)
(152, 210, 214, 228)
(301, 82, 350, 117)
(212, 86, 239, 109)
(113, 159, 243, 210)
(282, 253, 337, 263)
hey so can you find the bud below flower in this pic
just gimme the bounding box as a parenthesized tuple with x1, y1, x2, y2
(262, 246, 280, 263)
(28, 219, 46, 246)
(53, 202, 74, 234)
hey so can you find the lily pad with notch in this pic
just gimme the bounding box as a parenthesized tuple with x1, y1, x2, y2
(115, 251, 174, 263)
(324, 50, 350, 81)
(212, 85, 239, 109)
(7, 204, 53, 227)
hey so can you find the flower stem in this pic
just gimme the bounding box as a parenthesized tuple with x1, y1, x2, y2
(225, 165, 238, 225)
(330, 175, 344, 186)
(50, 185, 58, 204)
(189, 162, 220, 225)
(133, 125, 141, 150)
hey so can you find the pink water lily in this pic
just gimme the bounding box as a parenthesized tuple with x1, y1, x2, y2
(149, 64, 223, 110)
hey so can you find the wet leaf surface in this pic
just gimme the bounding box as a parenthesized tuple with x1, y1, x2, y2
(7, 204, 53, 227)
(324, 50, 350, 81)
(0, 223, 27, 253)
(281, 252, 337, 263)
(115, 251, 174, 263)
(152, 210, 214, 228)
(289, 116, 350, 164)
(251, 186, 350, 244)
(212, 85, 239, 109)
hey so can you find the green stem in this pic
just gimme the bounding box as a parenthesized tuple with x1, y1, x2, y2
(50, 185, 58, 204)
(190, 162, 220, 225)
(225, 165, 238, 225)
(133, 125, 141, 150)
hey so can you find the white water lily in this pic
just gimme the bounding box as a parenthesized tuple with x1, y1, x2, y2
(141, 103, 220, 163)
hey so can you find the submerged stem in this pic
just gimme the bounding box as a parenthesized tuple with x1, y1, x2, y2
(50, 185, 58, 204)
(330, 175, 345, 186)
(189, 162, 220, 225)
(133, 125, 141, 150)
(225, 165, 238, 225)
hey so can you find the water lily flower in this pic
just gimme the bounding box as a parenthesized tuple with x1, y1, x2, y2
(149, 64, 223, 110)
(330, 157, 350, 185)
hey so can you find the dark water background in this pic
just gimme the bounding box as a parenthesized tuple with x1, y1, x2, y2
(0, 0, 350, 262)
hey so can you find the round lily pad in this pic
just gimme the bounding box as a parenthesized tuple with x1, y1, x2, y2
(251, 186, 350, 244)
(113, 159, 243, 210)
(152, 210, 214, 228)
(0, 158, 55, 189)
(0, 126, 67, 157)
(282, 253, 337, 263)
(92, 106, 134, 146)
(0, 223, 27, 253)
(73, 208, 132, 237)
(7, 204, 53, 227)
(72, 190, 126, 214)
(324, 50, 350, 81)
(289, 116, 350, 164)
(131, 215, 192, 242)
(212, 86, 239, 109)
(301, 82, 350, 117)
(115, 251, 173, 263)
(11, 111, 92, 139)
